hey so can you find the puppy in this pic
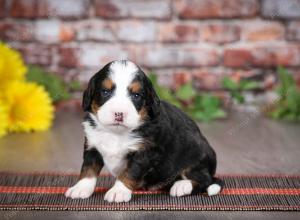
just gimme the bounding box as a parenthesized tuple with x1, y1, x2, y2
(65, 60, 223, 202)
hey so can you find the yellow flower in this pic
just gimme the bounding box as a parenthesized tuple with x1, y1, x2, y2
(0, 43, 27, 90)
(0, 101, 8, 137)
(3, 82, 54, 132)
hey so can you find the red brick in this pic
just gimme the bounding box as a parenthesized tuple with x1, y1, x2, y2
(287, 21, 300, 41)
(0, 22, 34, 41)
(241, 21, 285, 41)
(192, 69, 224, 90)
(0, 0, 5, 17)
(10, 0, 89, 18)
(159, 23, 199, 43)
(173, 71, 192, 89)
(59, 25, 75, 42)
(35, 20, 75, 44)
(252, 46, 300, 67)
(200, 24, 240, 44)
(224, 48, 253, 68)
(59, 47, 79, 68)
(137, 46, 219, 68)
(193, 69, 263, 90)
(224, 45, 300, 68)
(10, 0, 38, 18)
(13, 44, 53, 66)
(175, 0, 258, 19)
(95, 0, 171, 19)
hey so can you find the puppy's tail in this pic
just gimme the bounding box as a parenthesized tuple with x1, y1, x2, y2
(206, 177, 224, 196)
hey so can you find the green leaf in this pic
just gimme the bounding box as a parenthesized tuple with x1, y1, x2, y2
(277, 66, 295, 97)
(68, 80, 82, 90)
(269, 66, 300, 122)
(191, 94, 226, 122)
(240, 80, 259, 90)
(148, 73, 181, 107)
(175, 83, 197, 100)
(201, 95, 220, 110)
(231, 91, 245, 104)
(149, 73, 227, 122)
(26, 66, 71, 103)
(211, 109, 227, 118)
(222, 77, 238, 90)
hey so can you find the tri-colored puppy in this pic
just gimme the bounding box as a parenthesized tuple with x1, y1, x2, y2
(65, 60, 223, 202)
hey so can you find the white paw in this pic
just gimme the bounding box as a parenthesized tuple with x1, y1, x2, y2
(170, 180, 193, 197)
(65, 177, 97, 199)
(104, 180, 132, 203)
(207, 183, 221, 196)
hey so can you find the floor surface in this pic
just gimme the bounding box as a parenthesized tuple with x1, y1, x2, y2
(0, 109, 299, 219)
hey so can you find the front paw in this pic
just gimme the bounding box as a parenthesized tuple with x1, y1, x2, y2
(104, 180, 132, 203)
(65, 177, 97, 199)
(170, 180, 193, 197)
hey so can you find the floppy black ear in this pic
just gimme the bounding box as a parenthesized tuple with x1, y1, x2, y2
(82, 75, 96, 112)
(144, 76, 160, 118)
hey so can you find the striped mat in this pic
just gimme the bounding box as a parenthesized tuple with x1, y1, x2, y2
(0, 172, 299, 211)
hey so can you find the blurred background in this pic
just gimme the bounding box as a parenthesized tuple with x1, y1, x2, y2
(0, 0, 300, 174)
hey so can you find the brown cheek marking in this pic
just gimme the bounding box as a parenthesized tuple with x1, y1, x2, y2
(91, 100, 99, 114)
(102, 78, 113, 90)
(79, 163, 102, 179)
(139, 106, 148, 120)
(129, 82, 141, 93)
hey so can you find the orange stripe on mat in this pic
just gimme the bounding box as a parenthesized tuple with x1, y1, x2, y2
(0, 204, 299, 210)
(0, 186, 299, 195)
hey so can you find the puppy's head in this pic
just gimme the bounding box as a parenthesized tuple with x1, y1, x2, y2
(82, 60, 160, 132)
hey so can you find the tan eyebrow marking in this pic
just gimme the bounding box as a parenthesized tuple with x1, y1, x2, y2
(129, 81, 141, 93)
(102, 78, 114, 90)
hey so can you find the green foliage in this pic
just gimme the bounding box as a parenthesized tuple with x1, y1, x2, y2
(222, 76, 259, 104)
(190, 94, 227, 122)
(148, 74, 181, 107)
(269, 66, 300, 122)
(149, 73, 226, 122)
(175, 83, 196, 100)
(26, 66, 81, 103)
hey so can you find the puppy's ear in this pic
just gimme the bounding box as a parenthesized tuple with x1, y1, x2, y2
(82, 75, 96, 112)
(144, 76, 160, 118)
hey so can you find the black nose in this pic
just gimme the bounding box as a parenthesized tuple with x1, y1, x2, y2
(115, 112, 124, 122)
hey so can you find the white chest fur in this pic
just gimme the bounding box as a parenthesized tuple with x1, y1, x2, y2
(83, 119, 141, 177)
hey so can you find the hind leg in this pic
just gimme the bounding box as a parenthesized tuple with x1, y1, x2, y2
(185, 166, 222, 196)
(170, 167, 221, 197)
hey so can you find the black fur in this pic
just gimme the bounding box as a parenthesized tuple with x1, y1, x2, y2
(81, 60, 223, 194)
(129, 101, 223, 192)
(82, 63, 112, 112)
(129, 72, 160, 117)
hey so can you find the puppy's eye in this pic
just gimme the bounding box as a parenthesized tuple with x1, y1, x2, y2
(101, 89, 112, 97)
(131, 93, 141, 100)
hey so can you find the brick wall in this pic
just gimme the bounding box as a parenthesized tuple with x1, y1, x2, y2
(1, 0, 300, 94)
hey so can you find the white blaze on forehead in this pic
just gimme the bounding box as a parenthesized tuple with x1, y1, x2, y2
(95, 60, 141, 130)
(109, 61, 138, 95)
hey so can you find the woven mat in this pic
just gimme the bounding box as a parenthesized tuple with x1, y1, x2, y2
(0, 172, 299, 211)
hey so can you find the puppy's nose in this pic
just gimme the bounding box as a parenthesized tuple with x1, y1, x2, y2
(114, 112, 124, 122)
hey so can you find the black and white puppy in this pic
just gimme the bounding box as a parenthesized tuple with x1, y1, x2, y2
(65, 60, 223, 202)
